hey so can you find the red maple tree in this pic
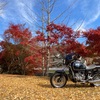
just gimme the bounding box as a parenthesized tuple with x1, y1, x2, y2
(83, 27, 100, 56)
(0, 24, 43, 75)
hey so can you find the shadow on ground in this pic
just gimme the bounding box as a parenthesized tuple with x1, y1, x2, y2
(38, 83, 93, 88)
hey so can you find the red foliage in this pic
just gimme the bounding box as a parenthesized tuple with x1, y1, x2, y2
(0, 51, 5, 60)
(4, 24, 32, 43)
(2, 23, 100, 75)
(46, 23, 86, 55)
(46, 23, 75, 40)
(36, 31, 45, 41)
(24, 53, 43, 68)
(83, 27, 100, 56)
(0, 24, 45, 75)
(15, 50, 20, 56)
(36, 23, 89, 56)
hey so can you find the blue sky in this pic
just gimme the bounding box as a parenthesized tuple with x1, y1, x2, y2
(0, 0, 100, 42)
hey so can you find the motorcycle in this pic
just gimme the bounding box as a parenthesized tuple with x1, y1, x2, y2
(50, 59, 100, 88)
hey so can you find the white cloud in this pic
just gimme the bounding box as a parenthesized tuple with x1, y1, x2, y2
(86, 7, 100, 26)
(1, 0, 36, 27)
(73, 0, 100, 30)
(0, 1, 6, 18)
(74, 22, 86, 32)
(0, 35, 3, 41)
(0, 10, 6, 19)
(15, 0, 36, 25)
(0, 0, 37, 39)
(81, 0, 100, 27)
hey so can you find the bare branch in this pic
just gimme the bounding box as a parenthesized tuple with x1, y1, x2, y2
(25, 10, 37, 23)
(66, 16, 71, 26)
(19, 14, 38, 32)
(49, 0, 56, 13)
(61, 10, 73, 23)
(22, 1, 48, 25)
(75, 14, 87, 31)
(70, 17, 81, 27)
(39, 0, 49, 12)
(52, 0, 78, 22)
(21, 1, 40, 19)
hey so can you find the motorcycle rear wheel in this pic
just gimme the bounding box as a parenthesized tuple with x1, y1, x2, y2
(91, 74, 100, 86)
(50, 73, 67, 88)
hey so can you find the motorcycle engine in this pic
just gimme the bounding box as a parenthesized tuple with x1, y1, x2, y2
(74, 72, 85, 81)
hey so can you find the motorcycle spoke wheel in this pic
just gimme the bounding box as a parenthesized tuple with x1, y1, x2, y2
(92, 74, 100, 86)
(50, 73, 67, 88)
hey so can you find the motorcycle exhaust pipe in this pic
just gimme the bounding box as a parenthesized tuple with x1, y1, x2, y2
(89, 79, 100, 83)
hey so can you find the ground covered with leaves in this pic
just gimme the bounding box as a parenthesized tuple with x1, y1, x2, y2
(0, 74, 100, 100)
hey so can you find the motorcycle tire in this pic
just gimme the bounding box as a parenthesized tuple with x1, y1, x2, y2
(91, 74, 100, 87)
(50, 73, 67, 88)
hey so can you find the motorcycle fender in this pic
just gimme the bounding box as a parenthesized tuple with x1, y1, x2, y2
(55, 70, 68, 80)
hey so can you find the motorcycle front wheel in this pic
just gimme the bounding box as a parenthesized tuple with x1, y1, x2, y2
(50, 73, 67, 88)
